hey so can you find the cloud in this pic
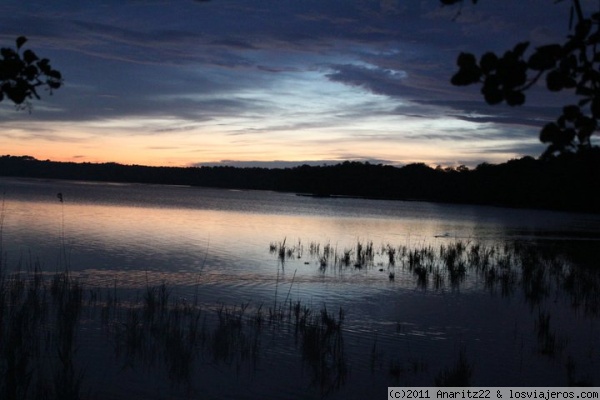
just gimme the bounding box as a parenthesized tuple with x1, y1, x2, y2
(210, 38, 258, 50)
(0, 0, 577, 166)
(325, 63, 407, 96)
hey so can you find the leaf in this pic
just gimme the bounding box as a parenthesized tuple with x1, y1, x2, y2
(451, 68, 481, 86)
(47, 80, 61, 89)
(575, 116, 596, 131)
(452, 54, 482, 85)
(540, 123, 560, 143)
(46, 69, 62, 80)
(577, 127, 593, 145)
(37, 58, 51, 73)
(546, 69, 565, 91)
(505, 90, 525, 106)
(23, 49, 38, 64)
(456, 52, 477, 68)
(561, 128, 576, 144)
(5, 85, 27, 104)
(24, 65, 39, 80)
(512, 41, 530, 58)
(1, 48, 17, 59)
(481, 84, 503, 105)
(479, 52, 498, 74)
(504, 62, 527, 88)
(563, 76, 576, 89)
(563, 105, 580, 120)
(16, 36, 27, 50)
(0, 59, 23, 79)
(528, 44, 561, 71)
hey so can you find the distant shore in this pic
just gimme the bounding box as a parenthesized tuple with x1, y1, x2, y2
(1, 151, 599, 213)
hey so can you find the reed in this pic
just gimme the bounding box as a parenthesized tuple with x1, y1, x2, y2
(299, 305, 347, 395)
(0, 265, 90, 400)
(112, 285, 206, 386)
(566, 356, 594, 386)
(386, 244, 396, 266)
(211, 302, 247, 364)
(434, 348, 473, 387)
(270, 238, 600, 318)
(388, 357, 428, 382)
(533, 309, 567, 357)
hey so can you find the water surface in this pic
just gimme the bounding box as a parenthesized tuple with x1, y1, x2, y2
(1, 177, 599, 398)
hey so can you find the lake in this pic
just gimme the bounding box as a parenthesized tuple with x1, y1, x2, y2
(1, 176, 599, 399)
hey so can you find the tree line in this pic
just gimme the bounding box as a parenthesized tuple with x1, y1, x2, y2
(1, 151, 598, 213)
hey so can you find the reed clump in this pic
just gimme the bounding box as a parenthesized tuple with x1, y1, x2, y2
(111, 282, 205, 385)
(211, 302, 260, 368)
(298, 305, 347, 395)
(270, 238, 600, 316)
(434, 348, 473, 387)
(0, 266, 88, 400)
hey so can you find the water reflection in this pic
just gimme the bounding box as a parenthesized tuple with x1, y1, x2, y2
(4, 178, 599, 278)
(270, 238, 600, 316)
(1, 177, 600, 396)
(105, 283, 350, 397)
(270, 238, 599, 386)
(1, 237, 599, 398)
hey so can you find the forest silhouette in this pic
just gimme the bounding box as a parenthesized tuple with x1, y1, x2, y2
(1, 150, 599, 213)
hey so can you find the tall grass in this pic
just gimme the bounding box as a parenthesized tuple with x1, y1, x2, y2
(270, 238, 600, 316)
(299, 305, 347, 395)
(27, 269, 349, 393)
(434, 348, 473, 387)
(0, 262, 353, 398)
(0, 266, 86, 400)
(270, 237, 600, 387)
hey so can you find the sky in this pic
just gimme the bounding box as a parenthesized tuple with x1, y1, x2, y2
(0, 0, 585, 168)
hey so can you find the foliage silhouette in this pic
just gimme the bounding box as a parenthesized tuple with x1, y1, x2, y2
(442, 0, 600, 157)
(0, 36, 62, 109)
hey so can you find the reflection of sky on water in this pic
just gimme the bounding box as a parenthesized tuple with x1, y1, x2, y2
(1, 177, 600, 388)
(2, 177, 599, 302)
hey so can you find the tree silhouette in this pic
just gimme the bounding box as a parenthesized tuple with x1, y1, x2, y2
(0, 36, 62, 109)
(443, 0, 599, 157)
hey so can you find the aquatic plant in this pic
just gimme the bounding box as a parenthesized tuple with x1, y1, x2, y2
(386, 244, 396, 266)
(533, 309, 567, 358)
(271, 238, 600, 318)
(565, 356, 594, 386)
(299, 305, 347, 395)
(434, 348, 473, 387)
(111, 283, 206, 386)
(0, 266, 88, 400)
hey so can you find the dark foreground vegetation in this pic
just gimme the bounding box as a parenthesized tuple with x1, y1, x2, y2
(0, 267, 347, 399)
(1, 149, 600, 213)
(1, 239, 598, 399)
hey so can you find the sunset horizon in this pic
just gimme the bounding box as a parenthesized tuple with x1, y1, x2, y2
(2, 0, 572, 169)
